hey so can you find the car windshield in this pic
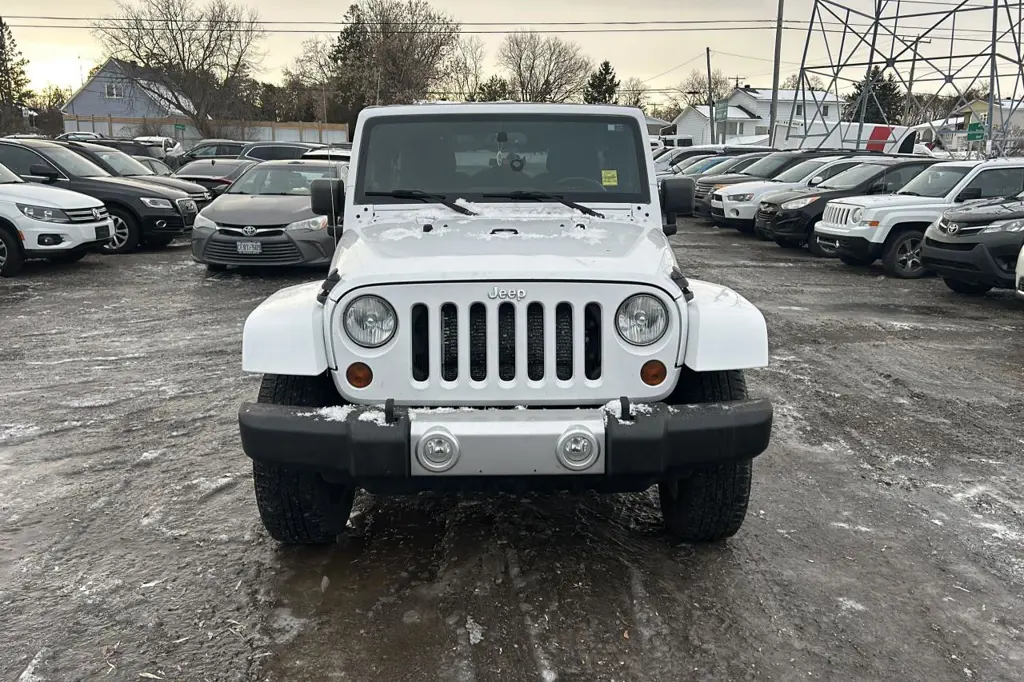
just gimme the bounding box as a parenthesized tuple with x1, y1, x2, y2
(897, 166, 972, 197)
(740, 154, 799, 178)
(688, 157, 731, 174)
(93, 149, 154, 176)
(228, 164, 340, 195)
(0, 163, 22, 183)
(672, 156, 713, 174)
(176, 161, 243, 177)
(774, 159, 829, 183)
(654, 149, 688, 172)
(43, 146, 111, 177)
(818, 163, 887, 189)
(356, 113, 650, 205)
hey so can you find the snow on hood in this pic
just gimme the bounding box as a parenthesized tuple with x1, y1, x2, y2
(0, 182, 104, 209)
(332, 211, 679, 290)
(723, 180, 799, 198)
(832, 194, 948, 209)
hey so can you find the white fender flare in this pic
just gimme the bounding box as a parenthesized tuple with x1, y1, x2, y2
(681, 280, 769, 371)
(242, 282, 329, 376)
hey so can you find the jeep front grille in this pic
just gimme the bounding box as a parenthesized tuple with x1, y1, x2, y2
(411, 300, 602, 383)
(823, 204, 854, 225)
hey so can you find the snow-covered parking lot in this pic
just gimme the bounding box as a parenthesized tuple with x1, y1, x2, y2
(2, 219, 1023, 681)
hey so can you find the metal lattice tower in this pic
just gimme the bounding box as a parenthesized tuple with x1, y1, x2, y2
(786, 0, 1024, 156)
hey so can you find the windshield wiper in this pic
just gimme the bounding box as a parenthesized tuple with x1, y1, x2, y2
(482, 191, 605, 218)
(365, 189, 476, 216)
(898, 191, 921, 196)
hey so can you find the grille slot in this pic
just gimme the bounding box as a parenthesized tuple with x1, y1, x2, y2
(65, 206, 108, 224)
(202, 239, 303, 263)
(411, 304, 429, 381)
(469, 303, 487, 381)
(555, 303, 573, 381)
(498, 303, 516, 381)
(584, 303, 602, 380)
(527, 303, 544, 381)
(441, 304, 458, 381)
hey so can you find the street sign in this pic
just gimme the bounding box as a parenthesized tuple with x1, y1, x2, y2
(174, 123, 186, 131)
(966, 121, 984, 141)
(714, 101, 729, 122)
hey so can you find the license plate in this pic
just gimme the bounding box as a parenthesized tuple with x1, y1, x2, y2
(755, 218, 766, 229)
(236, 241, 262, 255)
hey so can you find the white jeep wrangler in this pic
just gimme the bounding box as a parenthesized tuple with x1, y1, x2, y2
(814, 159, 1024, 277)
(237, 103, 773, 544)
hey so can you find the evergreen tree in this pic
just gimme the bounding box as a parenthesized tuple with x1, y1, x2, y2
(474, 75, 514, 102)
(844, 66, 905, 124)
(583, 60, 619, 105)
(0, 18, 31, 106)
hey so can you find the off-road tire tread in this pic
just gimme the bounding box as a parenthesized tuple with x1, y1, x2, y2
(660, 369, 753, 542)
(252, 374, 354, 544)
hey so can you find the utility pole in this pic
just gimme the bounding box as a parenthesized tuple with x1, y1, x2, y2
(734, 76, 746, 89)
(987, 0, 998, 156)
(902, 36, 931, 124)
(707, 47, 716, 143)
(769, 0, 785, 146)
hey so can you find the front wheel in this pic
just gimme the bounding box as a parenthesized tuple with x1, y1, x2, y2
(252, 374, 355, 544)
(943, 278, 992, 296)
(660, 369, 753, 542)
(0, 227, 25, 277)
(882, 229, 926, 278)
(100, 209, 141, 254)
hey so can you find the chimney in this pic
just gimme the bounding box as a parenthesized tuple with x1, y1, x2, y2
(743, 84, 753, 91)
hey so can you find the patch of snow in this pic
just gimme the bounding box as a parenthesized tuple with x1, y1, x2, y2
(602, 400, 654, 420)
(777, 306, 809, 311)
(267, 608, 309, 645)
(135, 449, 164, 465)
(466, 615, 485, 645)
(978, 522, 1024, 542)
(837, 598, 867, 612)
(830, 522, 872, 532)
(16, 648, 49, 682)
(302, 405, 356, 422)
(358, 410, 389, 426)
(931, 519, 944, 526)
(0, 423, 41, 442)
(379, 226, 425, 241)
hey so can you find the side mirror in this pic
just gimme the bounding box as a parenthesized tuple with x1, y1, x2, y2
(808, 175, 824, 187)
(662, 219, 678, 236)
(29, 164, 59, 182)
(311, 178, 345, 220)
(211, 184, 229, 196)
(661, 176, 695, 216)
(955, 187, 982, 202)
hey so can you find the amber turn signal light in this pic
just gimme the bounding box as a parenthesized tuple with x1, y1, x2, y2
(346, 362, 373, 388)
(640, 360, 667, 386)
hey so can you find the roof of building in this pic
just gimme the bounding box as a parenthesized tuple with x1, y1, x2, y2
(677, 105, 760, 122)
(61, 57, 200, 118)
(733, 87, 843, 103)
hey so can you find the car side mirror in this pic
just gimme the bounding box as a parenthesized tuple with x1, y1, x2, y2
(211, 184, 229, 196)
(955, 187, 982, 202)
(808, 175, 824, 187)
(29, 164, 59, 182)
(661, 176, 694, 216)
(311, 178, 345, 220)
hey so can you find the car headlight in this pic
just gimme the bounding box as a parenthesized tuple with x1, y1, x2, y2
(615, 294, 668, 346)
(982, 220, 1024, 233)
(344, 296, 397, 348)
(140, 197, 174, 209)
(194, 213, 217, 229)
(285, 216, 329, 231)
(17, 204, 70, 223)
(781, 196, 819, 210)
(727, 193, 754, 202)
(850, 208, 864, 223)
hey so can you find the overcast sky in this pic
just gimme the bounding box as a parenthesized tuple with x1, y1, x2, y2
(10, 0, 1012, 103)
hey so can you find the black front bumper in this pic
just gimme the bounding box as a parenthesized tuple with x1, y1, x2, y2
(758, 209, 814, 240)
(828, 235, 884, 262)
(194, 231, 332, 267)
(142, 212, 192, 237)
(238, 400, 773, 490)
(921, 232, 1023, 288)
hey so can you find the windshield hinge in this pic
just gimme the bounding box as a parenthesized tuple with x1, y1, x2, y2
(671, 267, 694, 302)
(317, 268, 341, 304)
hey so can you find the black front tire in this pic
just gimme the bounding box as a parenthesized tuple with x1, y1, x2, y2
(942, 278, 992, 296)
(252, 374, 355, 545)
(100, 208, 142, 254)
(660, 369, 753, 542)
(0, 227, 26, 277)
(882, 229, 926, 279)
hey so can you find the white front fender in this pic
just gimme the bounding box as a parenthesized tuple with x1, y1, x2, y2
(681, 280, 769, 371)
(242, 282, 329, 376)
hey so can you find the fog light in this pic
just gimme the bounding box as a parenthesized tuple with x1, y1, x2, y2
(346, 362, 373, 388)
(640, 360, 667, 386)
(155, 220, 167, 229)
(555, 426, 600, 471)
(416, 427, 460, 472)
(37, 234, 63, 246)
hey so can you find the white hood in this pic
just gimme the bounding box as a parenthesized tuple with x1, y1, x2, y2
(724, 180, 800, 200)
(834, 194, 948, 210)
(331, 216, 680, 294)
(0, 182, 103, 209)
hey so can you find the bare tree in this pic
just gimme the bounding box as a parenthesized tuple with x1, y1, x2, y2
(437, 35, 485, 101)
(93, 0, 265, 135)
(498, 31, 592, 103)
(620, 77, 649, 111)
(782, 72, 826, 91)
(671, 68, 732, 109)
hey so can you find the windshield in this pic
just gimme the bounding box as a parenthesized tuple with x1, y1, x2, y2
(93, 149, 154, 176)
(655, 149, 689, 172)
(177, 161, 243, 177)
(774, 159, 829, 183)
(0, 163, 22, 183)
(228, 164, 340, 195)
(818, 163, 887, 189)
(43, 146, 111, 177)
(897, 166, 972, 197)
(740, 154, 798, 178)
(686, 156, 730, 174)
(356, 113, 650, 205)
(673, 156, 714, 174)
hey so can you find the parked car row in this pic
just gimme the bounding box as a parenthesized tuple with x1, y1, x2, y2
(692, 149, 1024, 300)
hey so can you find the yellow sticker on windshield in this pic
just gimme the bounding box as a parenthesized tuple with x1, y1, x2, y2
(601, 170, 618, 186)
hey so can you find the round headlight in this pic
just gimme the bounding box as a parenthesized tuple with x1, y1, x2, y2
(343, 296, 397, 348)
(850, 208, 864, 223)
(615, 295, 668, 346)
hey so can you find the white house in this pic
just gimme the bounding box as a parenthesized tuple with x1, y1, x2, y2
(670, 105, 760, 145)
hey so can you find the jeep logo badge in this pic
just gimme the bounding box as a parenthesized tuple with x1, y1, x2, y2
(488, 286, 527, 301)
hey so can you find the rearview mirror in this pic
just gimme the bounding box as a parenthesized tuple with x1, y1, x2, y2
(808, 175, 824, 186)
(661, 176, 695, 215)
(955, 187, 982, 202)
(311, 178, 345, 220)
(29, 164, 59, 182)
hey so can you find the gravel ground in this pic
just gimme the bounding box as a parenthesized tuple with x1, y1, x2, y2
(1, 219, 1022, 682)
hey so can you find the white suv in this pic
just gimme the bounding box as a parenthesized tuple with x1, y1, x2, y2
(236, 103, 773, 545)
(814, 159, 1024, 277)
(0, 161, 113, 277)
